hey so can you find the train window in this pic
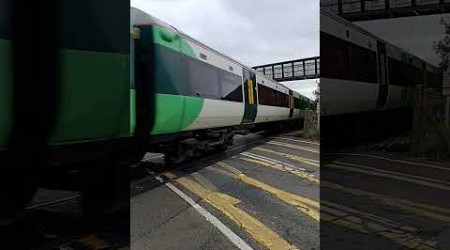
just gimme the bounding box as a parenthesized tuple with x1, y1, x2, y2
(258, 84, 273, 106)
(388, 58, 421, 87)
(186, 56, 220, 99)
(321, 32, 348, 80)
(321, 32, 377, 83)
(155, 45, 187, 95)
(293, 97, 300, 109)
(258, 84, 289, 107)
(347, 42, 377, 83)
(220, 71, 243, 102)
(276, 92, 289, 108)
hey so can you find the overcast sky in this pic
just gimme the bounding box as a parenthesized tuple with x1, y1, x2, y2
(354, 13, 450, 94)
(355, 14, 450, 67)
(130, 0, 319, 99)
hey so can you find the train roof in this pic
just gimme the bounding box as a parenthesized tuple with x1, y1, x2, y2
(131, 7, 307, 99)
(321, 9, 439, 70)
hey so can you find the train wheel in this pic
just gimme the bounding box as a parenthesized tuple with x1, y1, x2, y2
(164, 144, 188, 168)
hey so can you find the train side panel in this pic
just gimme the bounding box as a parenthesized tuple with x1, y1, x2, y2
(255, 105, 290, 123)
(185, 99, 244, 130)
(149, 24, 245, 134)
(321, 77, 378, 116)
(0, 39, 12, 150)
(48, 1, 131, 145)
(48, 51, 130, 144)
(0, 1, 11, 150)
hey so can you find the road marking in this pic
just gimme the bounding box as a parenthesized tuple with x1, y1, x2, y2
(327, 153, 450, 171)
(226, 140, 261, 153)
(25, 194, 81, 211)
(335, 161, 450, 185)
(210, 161, 435, 249)
(270, 137, 320, 146)
(322, 180, 450, 222)
(154, 176, 255, 250)
(266, 141, 319, 154)
(214, 162, 319, 221)
(76, 235, 109, 250)
(161, 173, 299, 250)
(242, 151, 308, 171)
(328, 161, 450, 191)
(253, 147, 319, 167)
(239, 156, 319, 184)
(143, 155, 164, 161)
(321, 201, 437, 250)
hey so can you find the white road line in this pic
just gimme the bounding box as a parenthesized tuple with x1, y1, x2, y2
(271, 137, 320, 146)
(241, 151, 307, 171)
(226, 140, 260, 153)
(154, 176, 254, 250)
(267, 141, 319, 153)
(143, 155, 164, 161)
(328, 153, 450, 171)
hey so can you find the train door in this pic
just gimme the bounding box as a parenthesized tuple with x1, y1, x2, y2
(241, 69, 258, 123)
(133, 25, 154, 144)
(376, 41, 389, 109)
(288, 90, 294, 118)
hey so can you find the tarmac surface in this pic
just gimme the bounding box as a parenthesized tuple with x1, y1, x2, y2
(321, 145, 450, 250)
(131, 133, 320, 250)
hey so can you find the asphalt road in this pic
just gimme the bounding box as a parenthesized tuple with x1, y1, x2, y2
(131, 133, 320, 250)
(321, 149, 450, 250)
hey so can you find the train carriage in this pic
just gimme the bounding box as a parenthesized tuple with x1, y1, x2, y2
(0, 6, 312, 220)
(321, 9, 442, 146)
(131, 7, 310, 162)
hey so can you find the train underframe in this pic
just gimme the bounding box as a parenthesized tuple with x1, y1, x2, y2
(149, 118, 303, 166)
(321, 107, 413, 151)
(0, 118, 303, 225)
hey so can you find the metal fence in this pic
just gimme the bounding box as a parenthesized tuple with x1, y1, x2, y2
(253, 57, 320, 82)
(321, 0, 450, 20)
(412, 87, 450, 154)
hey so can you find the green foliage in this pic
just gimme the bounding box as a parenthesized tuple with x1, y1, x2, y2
(298, 124, 320, 141)
(433, 18, 450, 72)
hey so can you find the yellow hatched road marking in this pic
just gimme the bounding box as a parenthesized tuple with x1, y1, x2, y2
(76, 235, 109, 250)
(267, 141, 319, 154)
(214, 162, 319, 221)
(211, 161, 435, 249)
(322, 180, 450, 222)
(335, 161, 450, 186)
(254, 147, 319, 167)
(321, 201, 437, 250)
(326, 162, 450, 191)
(239, 157, 319, 184)
(164, 172, 299, 250)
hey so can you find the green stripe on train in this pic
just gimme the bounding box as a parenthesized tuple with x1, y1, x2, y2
(152, 25, 197, 59)
(48, 50, 130, 145)
(0, 39, 12, 150)
(130, 88, 136, 134)
(151, 93, 203, 135)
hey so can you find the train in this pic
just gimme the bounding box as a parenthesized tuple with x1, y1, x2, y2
(131, 7, 314, 164)
(320, 9, 443, 147)
(0, 4, 314, 221)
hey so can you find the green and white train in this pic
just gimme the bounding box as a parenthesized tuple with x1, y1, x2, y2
(0, 4, 313, 219)
(131, 7, 313, 163)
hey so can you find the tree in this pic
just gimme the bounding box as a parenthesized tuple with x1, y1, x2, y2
(433, 18, 450, 72)
(312, 79, 320, 109)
